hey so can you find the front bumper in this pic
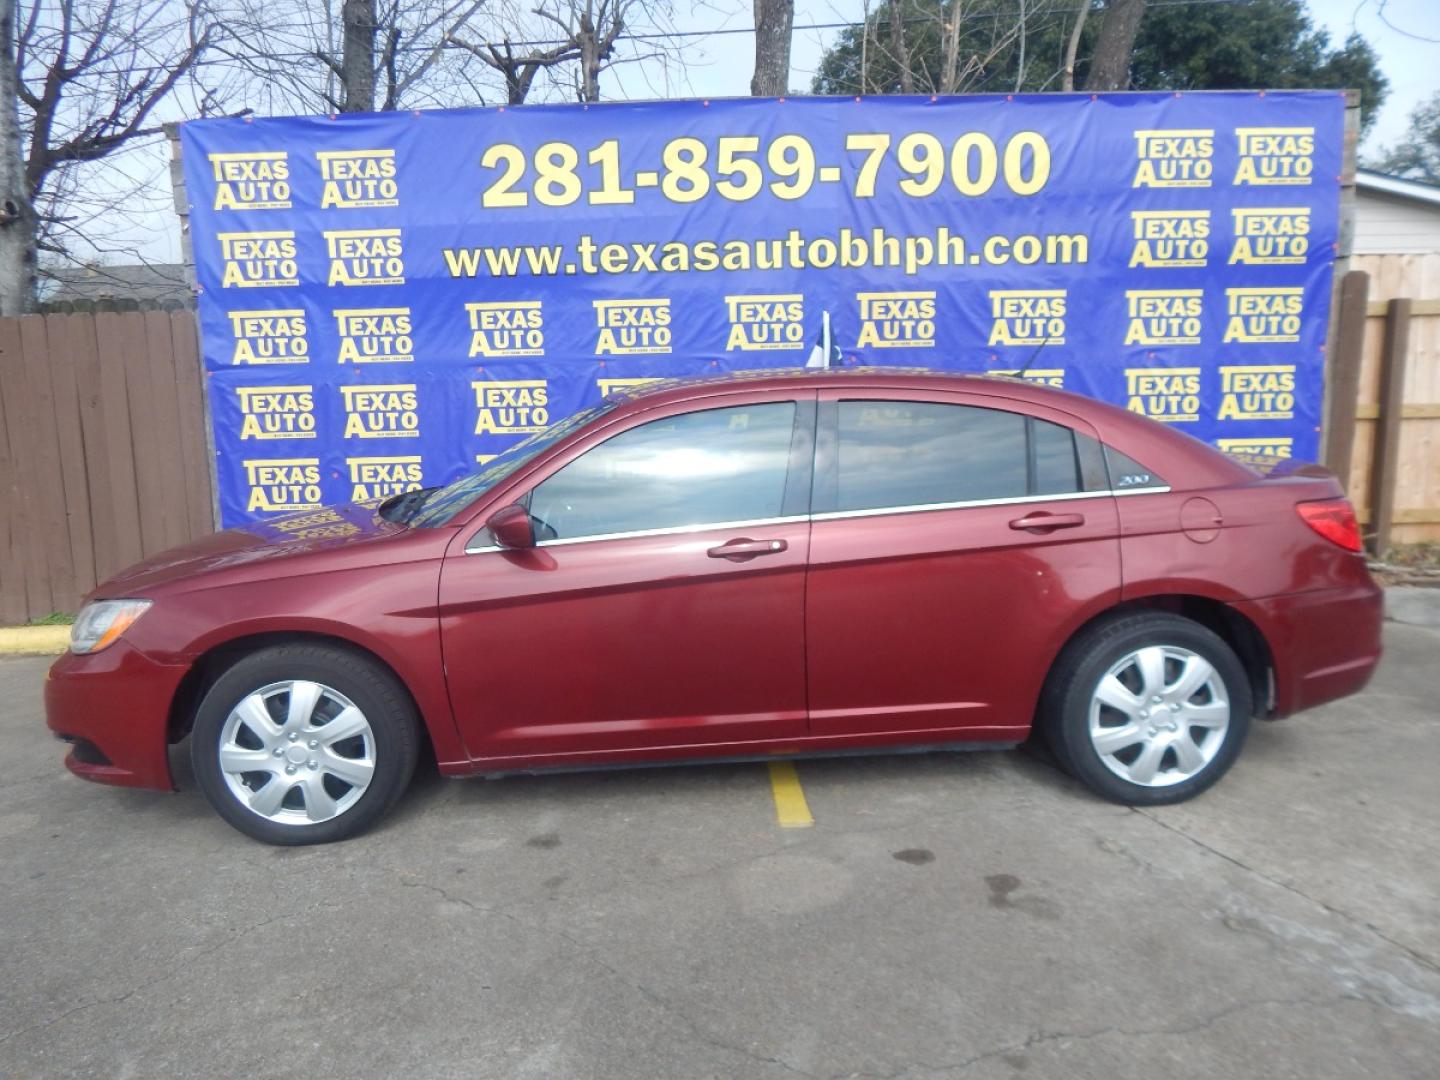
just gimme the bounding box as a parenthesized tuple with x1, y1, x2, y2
(1233, 578, 1384, 718)
(45, 641, 190, 791)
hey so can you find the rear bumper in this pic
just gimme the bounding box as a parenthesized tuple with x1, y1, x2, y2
(45, 641, 189, 791)
(1233, 578, 1384, 718)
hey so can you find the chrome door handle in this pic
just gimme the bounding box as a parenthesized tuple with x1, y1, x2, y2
(1009, 512, 1085, 533)
(706, 538, 788, 561)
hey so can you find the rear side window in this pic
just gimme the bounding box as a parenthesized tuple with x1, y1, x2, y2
(528, 402, 797, 541)
(1036, 424, 1111, 494)
(1032, 418, 1082, 495)
(829, 402, 1105, 513)
(1104, 445, 1167, 490)
(835, 401, 1027, 511)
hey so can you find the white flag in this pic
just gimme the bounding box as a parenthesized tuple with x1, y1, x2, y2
(806, 311, 834, 369)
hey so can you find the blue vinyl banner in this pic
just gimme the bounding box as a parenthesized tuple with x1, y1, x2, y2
(180, 91, 1343, 527)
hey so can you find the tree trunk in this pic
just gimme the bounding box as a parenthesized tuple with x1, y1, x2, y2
(1062, 3, 1090, 92)
(889, 0, 913, 94)
(1014, 0, 1027, 92)
(341, 0, 377, 111)
(579, 46, 600, 102)
(750, 0, 793, 97)
(940, 0, 962, 94)
(859, 0, 870, 93)
(577, 11, 601, 103)
(0, 0, 33, 315)
(1084, 0, 1145, 92)
(507, 67, 528, 106)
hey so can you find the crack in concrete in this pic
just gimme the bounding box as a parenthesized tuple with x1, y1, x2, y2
(357, 792, 1429, 1080)
(829, 994, 1350, 1079)
(396, 874, 487, 913)
(500, 910, 820, 1078)
(374, 836, 818, 927)
(1132, 807, 1440, 976)
(0, 899, 343, 1047)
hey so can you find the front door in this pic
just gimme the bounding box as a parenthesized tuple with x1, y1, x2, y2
(805, 389, 1122, 739)
(438, 394, 815, 766)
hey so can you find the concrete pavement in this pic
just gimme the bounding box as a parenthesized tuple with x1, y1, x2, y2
(2, 625, 1437, 1079)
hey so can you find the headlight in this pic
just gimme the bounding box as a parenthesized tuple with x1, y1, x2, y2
(70, 599, 152, 655)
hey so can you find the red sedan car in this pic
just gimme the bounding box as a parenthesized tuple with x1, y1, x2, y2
(46, 370, 1382, 844)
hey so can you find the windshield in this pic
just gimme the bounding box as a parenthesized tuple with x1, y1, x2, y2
(407, 401, 616, 528)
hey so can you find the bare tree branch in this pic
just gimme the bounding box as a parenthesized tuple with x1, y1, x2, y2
(2, 0, 214, 312)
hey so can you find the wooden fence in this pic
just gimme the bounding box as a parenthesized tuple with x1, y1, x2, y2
(0, 310, 213, 624)
(1328, 254, 1440, 549)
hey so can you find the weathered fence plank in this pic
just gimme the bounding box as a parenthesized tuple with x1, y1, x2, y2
(1368, 299, 1412, 555)
(0, 318, 54, 619)
(0, 310, 214, 623)
(0, 322, 27, 625)
(1324, 271, 1369, 484)
(94, 311, 149, 574)
(171, 311, 214, 541)
(45, 315, 98, 607)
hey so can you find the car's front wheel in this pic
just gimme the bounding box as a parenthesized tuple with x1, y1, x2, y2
(1041, 612, 1252, 805)
(190, 643, 420, 844)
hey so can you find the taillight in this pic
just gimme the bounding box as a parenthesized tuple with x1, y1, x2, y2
(1296, 499, 1363, 552)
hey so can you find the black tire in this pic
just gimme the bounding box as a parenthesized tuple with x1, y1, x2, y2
(1039, 612, 1252, 805)
(190, 642, 421, 844)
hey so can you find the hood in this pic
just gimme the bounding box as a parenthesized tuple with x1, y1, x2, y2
(95, 502, 410, 597)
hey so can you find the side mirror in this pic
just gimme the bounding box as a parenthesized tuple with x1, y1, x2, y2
(486, 504, 535, 550)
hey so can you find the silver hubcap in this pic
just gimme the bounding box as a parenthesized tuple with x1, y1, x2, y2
(218, 680, 376, 825)
(1088, 645, 1231, 788)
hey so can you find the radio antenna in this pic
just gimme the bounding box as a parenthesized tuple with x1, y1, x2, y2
(1012, 336, 1050, 379)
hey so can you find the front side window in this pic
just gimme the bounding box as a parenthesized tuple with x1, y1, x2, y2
(528, 402, 797, 541)
(409, 402, 615, 528)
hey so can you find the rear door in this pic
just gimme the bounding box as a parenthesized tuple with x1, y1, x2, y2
(805, 389, 1122, 738)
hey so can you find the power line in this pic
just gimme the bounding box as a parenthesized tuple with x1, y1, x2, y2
(191, 0, 1257, 66)
(35, 0, 1270, 85)
(1375, 0, 1440, 45)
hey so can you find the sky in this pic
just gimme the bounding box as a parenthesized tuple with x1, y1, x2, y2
(1308, 0, 1440, 148)
(63, 0, 1440, 267)
(604, 0, 1440, 149)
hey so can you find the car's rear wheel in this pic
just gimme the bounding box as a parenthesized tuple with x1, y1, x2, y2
(1040, 612, 1252, 805)
(190, 643, 420, 844)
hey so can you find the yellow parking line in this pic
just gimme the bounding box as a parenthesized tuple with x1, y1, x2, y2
(767, 761, 814, 828)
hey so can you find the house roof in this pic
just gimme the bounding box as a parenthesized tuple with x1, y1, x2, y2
(1356, 169, 1440, 207)
(40, 263, 192, 305)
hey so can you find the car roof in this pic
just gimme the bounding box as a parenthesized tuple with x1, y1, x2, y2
(609, 367, 1057, 407)
(605, 366, 1255, 489)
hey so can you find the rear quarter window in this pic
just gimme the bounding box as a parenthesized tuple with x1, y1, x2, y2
(1104, 445, 1167, 490)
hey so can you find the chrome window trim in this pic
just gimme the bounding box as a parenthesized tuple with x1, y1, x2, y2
(809, 485, 1170, 522)
(463, 513, 813, 553)
(535, 514, 811, 549)
(463, 487, 1170, 553)
(1113, 485, 1172, 497)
